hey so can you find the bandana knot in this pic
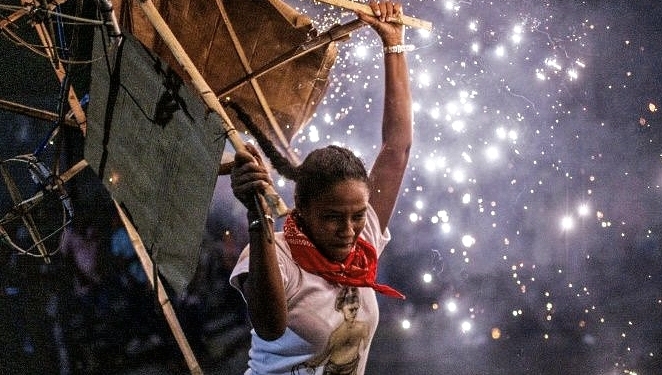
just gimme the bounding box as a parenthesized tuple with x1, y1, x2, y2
(284, 214, 404, 299)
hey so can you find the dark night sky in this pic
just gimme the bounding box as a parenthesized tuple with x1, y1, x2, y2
(2, 0, 662, 374)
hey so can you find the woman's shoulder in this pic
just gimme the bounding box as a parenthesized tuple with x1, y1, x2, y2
(363, 204, 391, 254)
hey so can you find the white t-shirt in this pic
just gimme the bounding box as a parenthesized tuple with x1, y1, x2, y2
(230, 205, 390, 375)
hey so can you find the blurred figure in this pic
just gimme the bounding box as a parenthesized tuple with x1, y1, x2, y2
(59, 210, 112, 373)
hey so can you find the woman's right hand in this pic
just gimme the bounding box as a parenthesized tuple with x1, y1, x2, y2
(230, 144, 273, 212)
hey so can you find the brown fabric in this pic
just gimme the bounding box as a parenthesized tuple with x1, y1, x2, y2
(113, 0, 337, 157)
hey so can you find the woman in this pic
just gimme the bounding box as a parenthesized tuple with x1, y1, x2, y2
(230, 1, 412, 373)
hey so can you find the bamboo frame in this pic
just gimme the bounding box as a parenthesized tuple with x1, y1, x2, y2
(19, 0, 88, 134)
(215, 0, 298, 163)
(136, 0, 289, 217)
(2, 4, 204, 372)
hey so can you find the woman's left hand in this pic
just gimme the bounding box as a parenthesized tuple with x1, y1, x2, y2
(356, 1, 405, 47)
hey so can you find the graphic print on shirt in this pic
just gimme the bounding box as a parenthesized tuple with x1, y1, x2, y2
(292, 286, 368, 375)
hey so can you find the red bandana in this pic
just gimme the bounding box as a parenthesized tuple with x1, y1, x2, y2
(284, 214, 405, 299)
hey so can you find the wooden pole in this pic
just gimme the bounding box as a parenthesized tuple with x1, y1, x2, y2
(21, 0, 88, 134)
(114, 200, 204, 375)
(0, 99, 78, 127)
(136, 0, 288, 217)
(315, 0, 433, 31)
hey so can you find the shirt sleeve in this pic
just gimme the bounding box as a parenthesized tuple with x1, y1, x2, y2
(361, 203, 391, 258)
(229, 233, 294, 299)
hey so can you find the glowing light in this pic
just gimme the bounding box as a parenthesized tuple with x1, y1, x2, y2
(536, 70, 546, 81)
(545, 57, 562, 70)
(422, 273, 433, 283)
(424, 156, 446, 171)
(446, 102, 460, 116)
(452, 169, 466, 183)
(495, 45, 506, 57)
(308, 125, 320, 143)
(460, 321, 472, 333)
(511, 28, 522, 44)
(109, 172, 120, 185)
(409, 212, 419, 222)
(446, 300, 458, 313)
(567, 69, 578, 80)
(650, 103, 658, 112)
(451, 120, 465, 132)
(417, 28, 431, 38)
(461, 234, 475, 248)
(401, 319, 412, 330)
(485, 146, 499, 161)
(438, 210, 450, 222)
(418, 72, 431, 87)
(578, 203, 590, 216)
(354, 44, 368, 58)
(462, 193, 471, 204)
(561, 216, 574, 230)
(491, 327, 502, 340)
(429, 107, 441, 119)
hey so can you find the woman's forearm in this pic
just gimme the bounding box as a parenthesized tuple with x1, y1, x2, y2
(244, 215, 287, 341)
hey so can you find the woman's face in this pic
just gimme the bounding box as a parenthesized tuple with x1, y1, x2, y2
(297, 179, 370, 262)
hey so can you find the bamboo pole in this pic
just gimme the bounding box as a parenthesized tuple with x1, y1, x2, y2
(136, 0, 288, 217)
(0, 99, 78, 127)
(315, 0, 433, 31)
(114, 200, 203, 375)
(23, 0, 88, 134)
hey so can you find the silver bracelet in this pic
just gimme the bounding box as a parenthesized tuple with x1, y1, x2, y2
(248, 215, 274, 231)
(383, 44, 415, 54)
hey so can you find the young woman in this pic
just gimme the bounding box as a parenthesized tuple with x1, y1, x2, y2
(230, 2, 412, 373)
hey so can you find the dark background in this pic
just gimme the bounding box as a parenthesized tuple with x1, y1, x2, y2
(1, 0, 662, 374)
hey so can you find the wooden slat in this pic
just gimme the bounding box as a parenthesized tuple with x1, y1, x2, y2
(315, 0, 433, 31)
